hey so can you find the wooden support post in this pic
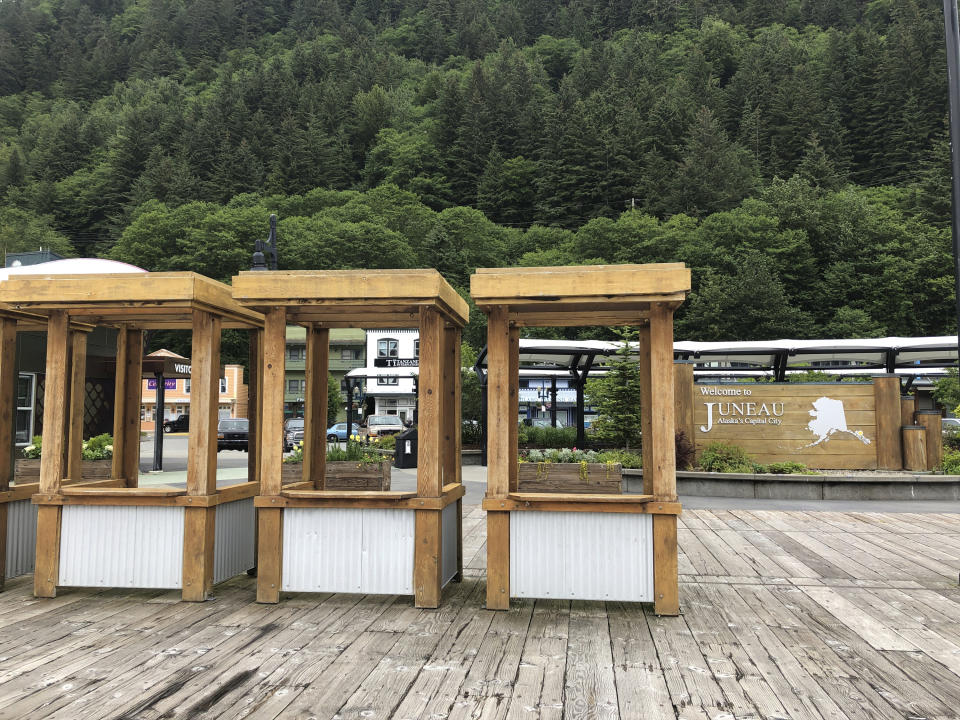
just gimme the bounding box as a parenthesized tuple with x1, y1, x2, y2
(508, 325, 519, 493)
(111, 327, 143, 486)
(257, 307, 286, 604)
(902, 426, 927, 471)
(182, 506, 216, 601)
(638, 323, 653, 494)
(653, 513, 679, 615)
(247, 330, 263, 487)
(673, 362, 694, 459)
(915, 410, 943, 471)
(0, 318, 16, 588)
(442, 326, 461, 487)
(901, 395, 917, 429)
(304, 325, 329, 489)
(874, 376, 902, 470)
(485, 306, 512, 610)
(443, 326, 463, 582)
(257, 507, 283, 603)
(36, 310, 69, 598)
(647, 305, 676, 500)
(182, 310, 221, 601)
(486, 510, 510, 609)
(66, 332, 87, 482)
(415, 307, 444, 608)
(187, 311, 221, 497)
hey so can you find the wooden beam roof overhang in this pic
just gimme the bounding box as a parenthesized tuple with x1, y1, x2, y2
(469, 263, 691, 327)
(231, 269, 470, 328)
(0, 272, 265, 329)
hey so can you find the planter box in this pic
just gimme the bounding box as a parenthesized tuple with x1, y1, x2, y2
(517, 462, 622, 493)
(280, 461, 391, 490)
(15, 458, 112, 482)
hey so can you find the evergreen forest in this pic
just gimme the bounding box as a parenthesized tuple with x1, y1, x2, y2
(1, 0, 958, 348)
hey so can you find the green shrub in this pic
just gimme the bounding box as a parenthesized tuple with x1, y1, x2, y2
(698, 442, 758, 473)
(519, 424, 577, 448)
(82, 433, 114, 460)
(941, 449, 960, 474)
(21, 435, 42, 459)
(675, 430, 695, 470)
(765, 461, 812, 475)
(372, 434, 396, 450)
(327, 438, 382, 465)
(462, 421, 482, 446)
(944, 427, 960, 452)
(595, 449, 643, 469)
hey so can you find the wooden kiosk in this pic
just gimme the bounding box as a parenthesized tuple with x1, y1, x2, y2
(471, 264, 689, 615)
(231, 269, 468, 607)
(0, 272, 265, 601)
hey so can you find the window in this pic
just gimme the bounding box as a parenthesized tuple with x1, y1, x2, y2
(287, 344, 305, 361)
(341, 348, 353, 361)
(220, 377, 228, 393)
(184, 379, 191, 394)
(377, 338, 398, 358)
(288, 379, 305, 394)
(378, 376, 399, 385)
(16, 374, 35, 445)
(414, 339, 419, 359)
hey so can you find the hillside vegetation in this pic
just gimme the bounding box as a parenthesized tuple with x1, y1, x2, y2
(0, 0, 955, 343)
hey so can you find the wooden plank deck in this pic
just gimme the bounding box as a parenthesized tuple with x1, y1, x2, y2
(0, 505, 957, 719)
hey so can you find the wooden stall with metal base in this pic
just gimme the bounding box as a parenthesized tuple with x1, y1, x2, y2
(232, 269, 468, 608)
(471, 264, 690, 615)
(0, 273, 264, 601)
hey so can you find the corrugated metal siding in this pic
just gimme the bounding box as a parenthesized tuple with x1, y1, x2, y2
(441, 501, 458, 587)
(214, 498, 255, 585)
(510, 511, 653, 602)
(282, 508, 414, 594)
(5, 499, 37, 579)
(59, 506, 184, 589)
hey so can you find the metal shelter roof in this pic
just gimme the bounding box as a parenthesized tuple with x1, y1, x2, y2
(474, 336, 960, 381)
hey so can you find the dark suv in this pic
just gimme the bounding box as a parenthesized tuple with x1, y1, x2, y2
(162, 414, 190, 433)
(217, 418, 249, 451)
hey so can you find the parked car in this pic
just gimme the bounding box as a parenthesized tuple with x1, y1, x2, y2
(326, 422, 352, 441)
(364, 414, 405, 438)
(217, 418, 249, 451)
(284, 417, 304, 451)
(162, 414, 190, 433)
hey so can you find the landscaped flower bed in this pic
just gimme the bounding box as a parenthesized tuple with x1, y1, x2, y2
(282, 439, 391, 490)
(15, 433, 114, 482)
(516, 448, 642, 493)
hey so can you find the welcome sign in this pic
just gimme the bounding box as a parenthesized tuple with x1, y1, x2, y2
(693, 383, 878, 469)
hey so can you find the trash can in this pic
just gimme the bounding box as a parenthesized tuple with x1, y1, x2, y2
(394, 426, 418, 468)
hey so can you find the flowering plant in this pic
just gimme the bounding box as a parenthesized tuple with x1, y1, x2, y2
(21, 433, 113, 460)
(21, 436, 42, 459)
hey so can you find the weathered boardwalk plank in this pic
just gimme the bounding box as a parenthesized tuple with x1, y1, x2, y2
(0, 506, 955, 719)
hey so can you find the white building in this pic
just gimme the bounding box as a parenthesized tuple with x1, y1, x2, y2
(362, 328, 419, 421)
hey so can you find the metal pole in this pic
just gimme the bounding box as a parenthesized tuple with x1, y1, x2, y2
(346, 379, 354, 440)
(550, 376, 557, 427)
(944, 0, 960, 361)
(152, 372, 164, 471)
(479, 370, 488, 467)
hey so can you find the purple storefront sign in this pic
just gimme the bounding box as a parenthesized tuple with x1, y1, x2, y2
(147, 378, 178, 390)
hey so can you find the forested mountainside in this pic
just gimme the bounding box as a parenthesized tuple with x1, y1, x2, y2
(0, 0, 956, 343)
